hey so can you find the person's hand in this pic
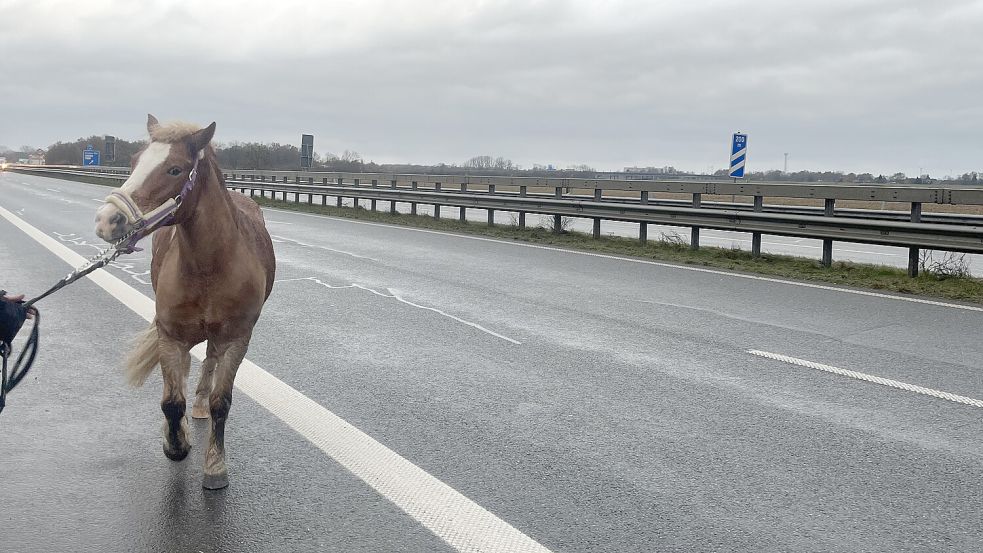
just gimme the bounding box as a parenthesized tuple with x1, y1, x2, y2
(2, 294, 33, 318)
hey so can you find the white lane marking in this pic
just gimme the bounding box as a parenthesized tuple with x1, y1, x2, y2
(277, 276, 521, 345)
(0, 205, 550, 553)
(91, 198, 105, 203)
(748, 350, 983, 408)
(261, 207, 983, 313)
(46, 187, 59, 192)
(270, 234, 377, 261)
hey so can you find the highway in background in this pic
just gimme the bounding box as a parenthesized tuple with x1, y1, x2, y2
(2, 172, 982, 552)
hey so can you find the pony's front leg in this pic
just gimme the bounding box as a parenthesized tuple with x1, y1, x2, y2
(202, 337, 249, 490)
(191, 341, 218, 419)
(158, 333, 192, 461)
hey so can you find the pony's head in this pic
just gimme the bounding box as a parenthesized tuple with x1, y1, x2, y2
(94, 114, 216, 243)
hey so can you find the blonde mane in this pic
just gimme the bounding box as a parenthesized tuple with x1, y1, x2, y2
(150, 121, 203, 143)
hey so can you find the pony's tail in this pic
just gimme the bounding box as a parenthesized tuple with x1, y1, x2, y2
(124, 319, 160, 387)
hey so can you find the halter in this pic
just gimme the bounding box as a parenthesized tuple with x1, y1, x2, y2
(104, 155, 200, 253)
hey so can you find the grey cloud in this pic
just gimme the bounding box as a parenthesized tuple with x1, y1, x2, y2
(1, 0, 981, 176)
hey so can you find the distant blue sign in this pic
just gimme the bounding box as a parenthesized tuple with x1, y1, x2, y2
(83, 145, 100, 166)
(728, 133, 747, 178)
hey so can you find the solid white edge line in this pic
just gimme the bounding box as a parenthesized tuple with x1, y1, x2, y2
(747, 349, 983, 408)
(0, 204, 552, 553)
(259, 206, 983, 313)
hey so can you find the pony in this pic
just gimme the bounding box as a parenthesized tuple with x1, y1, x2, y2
(94, 114, 275, 489)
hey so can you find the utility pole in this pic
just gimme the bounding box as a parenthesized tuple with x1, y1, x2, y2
(784, 152, 789, 175)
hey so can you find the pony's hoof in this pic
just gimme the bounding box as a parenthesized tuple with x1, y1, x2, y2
(202, 472, 229, 490)
(163, 442, 190, 461)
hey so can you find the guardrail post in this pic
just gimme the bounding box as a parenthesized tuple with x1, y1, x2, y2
(434, 183, 441, 219)
(391, 180, 398, 214)
(593, 189, 602, 238)
(691, 193, 702, 250)
(460, 184, 468, 222)
(553, 187, 563, 233)
(411, 181, 418, 215)
(752, 195, 763, 257)
(519, 186, 527, 228)
(337, 177, 344, 207)
(639, 191, 649, 243)
(908, 202, 922, 277)
(487, 185, 496, 226)
(822, 198, 835, 267)
(354, 178, 360, 209)
(371, 179, 378, 212)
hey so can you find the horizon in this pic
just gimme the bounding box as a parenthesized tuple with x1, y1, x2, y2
(4, 133, 976, 180)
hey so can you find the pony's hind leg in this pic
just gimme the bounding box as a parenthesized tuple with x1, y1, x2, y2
(191, 341, 218, 419)
(202, 336, 249, 490)
(158, 333, 192, 461)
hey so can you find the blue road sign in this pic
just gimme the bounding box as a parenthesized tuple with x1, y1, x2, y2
(83, 145, 100, 166)
(728, 133, 747, 178)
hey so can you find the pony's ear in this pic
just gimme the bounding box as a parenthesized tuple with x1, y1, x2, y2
(188, 122, 217, 156)
(147, 114, 160, 134)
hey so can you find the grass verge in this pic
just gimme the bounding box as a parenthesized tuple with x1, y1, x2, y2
(252, 196, 983, 305)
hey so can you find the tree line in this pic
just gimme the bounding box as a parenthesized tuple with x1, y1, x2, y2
(7, 137, 980, 185)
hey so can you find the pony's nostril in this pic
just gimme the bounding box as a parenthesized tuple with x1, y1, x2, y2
(111, 212, 126, 227)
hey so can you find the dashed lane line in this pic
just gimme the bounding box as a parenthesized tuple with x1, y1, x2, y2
(748, 349, 983, 408)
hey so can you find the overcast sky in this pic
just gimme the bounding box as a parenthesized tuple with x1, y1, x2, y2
(1, 0, 980, 176)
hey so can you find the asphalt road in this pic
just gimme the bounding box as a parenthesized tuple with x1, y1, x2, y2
(2, 172, 982, 552)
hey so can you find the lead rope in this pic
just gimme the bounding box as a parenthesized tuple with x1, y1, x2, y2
(22, 228, 135, 310)
(1, 158, 200, 414)
(1, 229, 138, 415)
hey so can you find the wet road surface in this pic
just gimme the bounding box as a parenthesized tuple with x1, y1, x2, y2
(1, 172, 982, 552)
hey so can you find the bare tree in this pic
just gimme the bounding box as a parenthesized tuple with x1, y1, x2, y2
(465, 155, 494, 169)
(341, 150, 362, 163)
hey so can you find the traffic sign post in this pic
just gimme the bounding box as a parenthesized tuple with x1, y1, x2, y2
(728, 132, 747, 179)
(104, 136, 116, 163)
(82, 145, 101, 166)
(300, 134, 314, 169)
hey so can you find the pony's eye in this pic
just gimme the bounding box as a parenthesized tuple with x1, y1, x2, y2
(167, 166, 182, 176)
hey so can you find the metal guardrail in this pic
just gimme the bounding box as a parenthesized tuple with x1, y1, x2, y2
(10, 165, 983, 277)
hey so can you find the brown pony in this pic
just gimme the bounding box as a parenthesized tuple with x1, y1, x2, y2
(94, 115, 275, 489)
